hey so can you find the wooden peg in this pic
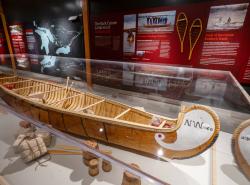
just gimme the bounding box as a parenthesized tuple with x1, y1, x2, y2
(82, 140, 99, 166)
(122, 163, 141, 185)
(101, 149, 112, 172)
(88, 159, 99, 177)
(84, 140, 99, 149)
(66, 77, 69, 89)
(19, 121, 31, 129)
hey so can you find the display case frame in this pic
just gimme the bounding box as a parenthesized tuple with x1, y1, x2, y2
(0, 54, 249, 185)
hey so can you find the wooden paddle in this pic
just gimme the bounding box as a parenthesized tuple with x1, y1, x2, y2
(48, 150, 82, 155)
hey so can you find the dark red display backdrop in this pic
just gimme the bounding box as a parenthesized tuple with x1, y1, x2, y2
(91, 0, 250, 84)
(237, 3, 250, 84)
(0, 28, 7, 65)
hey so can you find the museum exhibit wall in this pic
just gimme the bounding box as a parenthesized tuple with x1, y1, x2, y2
(1, 0, 250, 87)
(90, 0, 250, 84)
(0, 0, 84, 79)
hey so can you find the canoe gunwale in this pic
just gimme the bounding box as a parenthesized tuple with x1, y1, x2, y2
(76, 99, 105, 112)
(0, 76, 17, 80)
(0, 81, 181, 133)
(3, 79, 32, 85)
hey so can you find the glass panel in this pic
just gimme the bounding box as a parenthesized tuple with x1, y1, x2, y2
(0, 54, 249, 185)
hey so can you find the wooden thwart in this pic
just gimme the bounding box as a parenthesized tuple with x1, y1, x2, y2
(77, 99, 105, 112)
(159, 120, 167, 128)
(115, 108, 131, 119)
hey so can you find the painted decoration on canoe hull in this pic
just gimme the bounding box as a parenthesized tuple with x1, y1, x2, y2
(155, 106, 219, 158)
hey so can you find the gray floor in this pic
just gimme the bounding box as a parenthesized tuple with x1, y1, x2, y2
(0, 111, 249, 185)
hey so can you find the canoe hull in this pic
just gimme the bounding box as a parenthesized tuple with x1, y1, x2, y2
(0, 74, 221, 159)
(1, 90, 176, 158)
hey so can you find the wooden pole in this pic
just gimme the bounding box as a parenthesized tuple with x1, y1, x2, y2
(0, 3, 16, 75)
(211, 144, 217, 185)
(0, 176, 11, 185)
(82, 0, 92, 87)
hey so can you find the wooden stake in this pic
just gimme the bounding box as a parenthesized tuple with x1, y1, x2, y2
(66, 76, 69, 89)
(0, 3, 16, 75)
(19, 120, 31, 128)
(88, 159, 99, 176)
(82, 0, 92, 87)
(82, 140, 99, 166)
(101, 149, 112, 172)
(211, 144, 217, 185)
(0, 176, 10, 185)
(122, 163, 141, 185)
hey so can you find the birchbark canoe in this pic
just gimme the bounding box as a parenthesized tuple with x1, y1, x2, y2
(0, 74, 220, 159)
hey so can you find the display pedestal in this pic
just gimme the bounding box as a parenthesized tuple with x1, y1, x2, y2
(0, 113, 249, 185)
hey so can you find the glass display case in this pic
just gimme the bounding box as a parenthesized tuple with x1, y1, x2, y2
(0, 54, 249, 185)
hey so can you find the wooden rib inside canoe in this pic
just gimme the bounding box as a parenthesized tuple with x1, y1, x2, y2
(0, 75, 220, 159)
(176, 12, 188, 53)
(189, 18, 202, 60)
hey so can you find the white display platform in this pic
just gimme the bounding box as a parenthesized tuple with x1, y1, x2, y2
(0, 112, 249, 185)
